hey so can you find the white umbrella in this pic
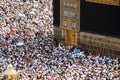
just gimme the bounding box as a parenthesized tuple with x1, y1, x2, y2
(31, 8, 37, 12)
(29, 11, 36, 15)
(16, 42, 24, 46)
(33, 18, 39, 24)
(17, 13, 25, 17)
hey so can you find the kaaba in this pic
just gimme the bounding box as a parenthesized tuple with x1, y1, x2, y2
(53, 0, 120, 55)
(53, 0, 120, 37)
(80, 0, 120, 37)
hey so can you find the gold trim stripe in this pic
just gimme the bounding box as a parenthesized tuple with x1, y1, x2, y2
(85, 0, 119, 6)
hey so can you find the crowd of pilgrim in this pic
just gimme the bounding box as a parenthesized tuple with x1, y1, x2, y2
(0, 0, 120, 80)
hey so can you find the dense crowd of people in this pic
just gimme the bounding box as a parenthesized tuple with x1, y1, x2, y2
(0, 0, 53, 36)
(0, 0, 120, 80)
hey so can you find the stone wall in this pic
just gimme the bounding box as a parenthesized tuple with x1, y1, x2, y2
(54, 27, 120, 58)
(80, 32, 120, 58)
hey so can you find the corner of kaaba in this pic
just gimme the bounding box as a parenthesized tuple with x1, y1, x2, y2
(0, 0, 120, 80)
